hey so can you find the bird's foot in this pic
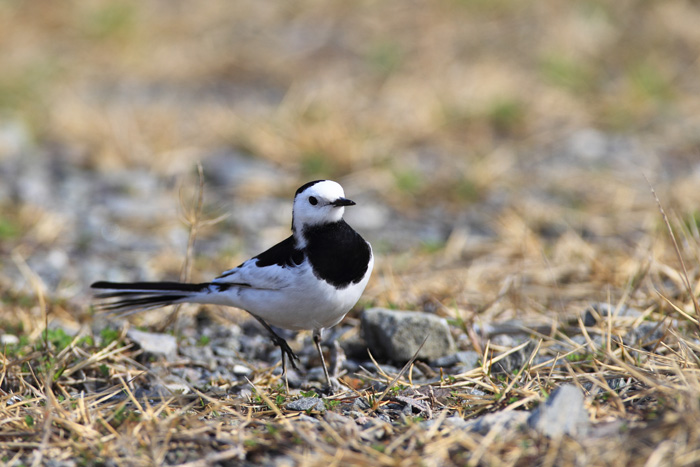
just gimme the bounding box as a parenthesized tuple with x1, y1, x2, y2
(271, 334, 300, 370)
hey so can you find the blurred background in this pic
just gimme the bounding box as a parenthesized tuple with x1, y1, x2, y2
(1, 0, 699, 330)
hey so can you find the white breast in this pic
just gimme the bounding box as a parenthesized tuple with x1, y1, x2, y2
(206, 248, 373, 331)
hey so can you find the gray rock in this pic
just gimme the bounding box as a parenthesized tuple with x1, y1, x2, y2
(296, 414, 321, 425)
(172, 367, 206, 385)
(152, 376, 191, 396)
(528, 384, 590, 438)
(587, 419, 627, 439)
(286, 397, 326, 412)
(583, 302, 643, 326)
(628, 321, 668, 348)
(473, 320, 555, 338)
(464, 410, 529, 434)
(360, 308, 457, 363)
(179, 343, 217, 369)
(582, 377, 629, 395)
(432, 350, 480, 369)
(127, 329, 178, 359)
(351, 397, 371, 412)
(212, 346, 239, 359)
(490, 336, 537, 375)
(426, 414, 468, 430)
(583, 303, 673, 352)
(570, 333, 605, 351)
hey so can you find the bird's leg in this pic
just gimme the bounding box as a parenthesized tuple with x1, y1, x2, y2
(313, 329, 332, 388)
(280, 345, 289, 394)
(253, 316, 299, 391)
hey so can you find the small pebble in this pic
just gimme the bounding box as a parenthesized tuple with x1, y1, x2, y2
(0, 334, 19, 345)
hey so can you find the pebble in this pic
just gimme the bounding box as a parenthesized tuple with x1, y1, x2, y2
(232, 364, 253, 377)
(286, 397, 326, 412)
(152, 378, 191, 395)
(528, 384, 590, 438)
(0, 334, 19, 345)
(489, 336, 537, 375)
(583, 302, 643, 326)
(351, 397, 371, 412)
(462, 411, 529, 434)
(627, 321, 668, 349)
(6, 395, 23, 406)
(179, 345, 218, 370)
(432, 350, 480, 369)
(126, 329, 178, 359)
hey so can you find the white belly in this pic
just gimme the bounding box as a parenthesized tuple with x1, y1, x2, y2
(206, 254, 373, 331)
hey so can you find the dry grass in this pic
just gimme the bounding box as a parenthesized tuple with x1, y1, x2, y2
(3, 268, 700, 466)
(2, 0, 700, 465)
(4, 186, 700, 465)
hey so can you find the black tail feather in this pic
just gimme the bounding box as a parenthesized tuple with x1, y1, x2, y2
(91, 281, 210, 292)
(91, 281, 210, 315)
(98, 295, 189, 312)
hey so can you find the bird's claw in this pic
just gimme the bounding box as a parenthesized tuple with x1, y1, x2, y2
(272, 334, 299, 370)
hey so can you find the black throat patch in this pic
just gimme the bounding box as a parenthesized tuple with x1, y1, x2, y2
(303, 220, 371, 289)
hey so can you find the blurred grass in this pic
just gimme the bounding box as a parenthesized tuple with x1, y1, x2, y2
(0, 0, 697, 173)
(1, 0, 700, 465)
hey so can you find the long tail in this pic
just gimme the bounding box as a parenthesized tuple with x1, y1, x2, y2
(91, 281, 212, 315)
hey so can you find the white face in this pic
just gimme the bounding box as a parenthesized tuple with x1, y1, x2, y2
(292, 180, 353, 232)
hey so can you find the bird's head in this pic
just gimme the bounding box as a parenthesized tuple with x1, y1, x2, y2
(291, 180, 355, 236)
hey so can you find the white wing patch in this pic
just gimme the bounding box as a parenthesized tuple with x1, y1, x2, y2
(212, 259, 297, 290)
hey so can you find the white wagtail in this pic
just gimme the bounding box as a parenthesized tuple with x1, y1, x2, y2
(92, 180, 374, 388)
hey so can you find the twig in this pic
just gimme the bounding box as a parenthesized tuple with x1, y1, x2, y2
(179, 162, 206, 285)
(647, 176, 700, 333)
(374, 334, 430, 407)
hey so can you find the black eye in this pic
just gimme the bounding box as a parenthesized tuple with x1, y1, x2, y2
(309, 196, 318, 206)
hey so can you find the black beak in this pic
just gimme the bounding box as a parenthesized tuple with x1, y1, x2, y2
(332, 197, 356, 207)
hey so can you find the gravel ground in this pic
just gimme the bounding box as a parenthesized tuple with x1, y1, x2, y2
(2, 2, 700, 465)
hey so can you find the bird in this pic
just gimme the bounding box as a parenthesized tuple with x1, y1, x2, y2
(91, 179, 374, 390)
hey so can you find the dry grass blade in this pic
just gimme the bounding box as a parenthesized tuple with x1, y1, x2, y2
(244, 377, 293, 430)
(647, 177, 700, 332)
(656, 291, 699, 325)
(178, 162, 207, 285)
(499, 339, 542, 402)
(374, 334, 430, 407)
